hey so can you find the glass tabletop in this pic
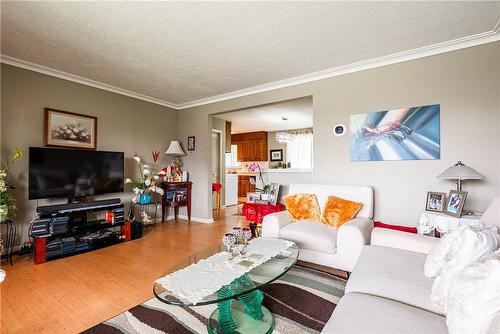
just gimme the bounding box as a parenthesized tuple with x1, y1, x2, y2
(153, 240, 299, 307)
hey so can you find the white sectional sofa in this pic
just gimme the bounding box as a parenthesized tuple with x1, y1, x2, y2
(323, 228, 446, 333)
(261, 183, 374, 272)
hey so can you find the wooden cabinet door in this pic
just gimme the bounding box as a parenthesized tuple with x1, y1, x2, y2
(253, 139, 266, 161)
(239, 180, 249, 197)
(235, 141, 245, 162)
(244, 140, 255, 161)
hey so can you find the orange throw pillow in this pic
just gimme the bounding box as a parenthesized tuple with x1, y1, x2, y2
(321, 196, 363, 228)
(284, 193, 321, 222)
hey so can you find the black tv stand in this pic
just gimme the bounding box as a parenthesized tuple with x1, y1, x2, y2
(31, 198, 127, 264)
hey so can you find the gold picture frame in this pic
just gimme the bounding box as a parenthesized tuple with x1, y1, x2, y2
(444, 190, 467, 217)
(44, 108, 97, 150)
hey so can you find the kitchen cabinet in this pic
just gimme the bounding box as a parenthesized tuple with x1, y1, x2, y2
(238, 175, 256, 197)
(231, 131, 268, 162)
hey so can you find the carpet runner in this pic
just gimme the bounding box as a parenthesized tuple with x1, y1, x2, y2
(82, 266, 346, 334)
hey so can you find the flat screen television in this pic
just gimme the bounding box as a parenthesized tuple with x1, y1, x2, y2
(29, 147, 124, 200)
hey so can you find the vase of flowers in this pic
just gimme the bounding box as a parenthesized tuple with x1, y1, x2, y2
(125, 152, 164, 204)
(0, 149, 23, 222)
(0, 148, 23, 283)
(248, 162, 270, 196)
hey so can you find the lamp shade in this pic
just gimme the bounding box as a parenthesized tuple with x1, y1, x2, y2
(165, 140, 185, 157)
(437, 161, 483, 180)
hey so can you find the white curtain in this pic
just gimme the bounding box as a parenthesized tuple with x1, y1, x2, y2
(286, 131, 313, 168)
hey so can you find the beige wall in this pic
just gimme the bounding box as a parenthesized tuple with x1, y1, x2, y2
(178, 42, 500, 225)
(1, 64, 177, 246)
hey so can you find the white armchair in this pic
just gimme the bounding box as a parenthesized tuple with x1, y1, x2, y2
(262, 183, 374, 272)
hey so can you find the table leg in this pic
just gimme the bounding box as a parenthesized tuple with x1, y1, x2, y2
(207, 274, 273, 334)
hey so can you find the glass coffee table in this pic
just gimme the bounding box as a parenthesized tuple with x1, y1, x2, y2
(153, 240, 299, 334)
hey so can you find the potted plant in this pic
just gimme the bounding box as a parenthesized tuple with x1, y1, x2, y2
(248, 162, 271, 200)
(0, 149, 23, 222)
(125, 152, 164, 204)
(0, 148, 22, 283)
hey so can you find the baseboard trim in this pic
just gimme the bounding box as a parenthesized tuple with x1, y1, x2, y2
(164, 214, 214, 224)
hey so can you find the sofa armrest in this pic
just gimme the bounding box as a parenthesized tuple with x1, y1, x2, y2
(336, 217, 374, 271)
(261, 211, 291, 238)
(371, 227, 439, 254)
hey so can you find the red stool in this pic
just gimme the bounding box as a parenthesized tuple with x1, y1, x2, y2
(212, 183, 223, 218)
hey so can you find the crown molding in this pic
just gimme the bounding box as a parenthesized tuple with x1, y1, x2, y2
(0, 55, 180, 109)
(2, 19, 499, 111)
(178, 23, 500, 109)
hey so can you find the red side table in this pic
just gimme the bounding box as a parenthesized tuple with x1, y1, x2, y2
(242, 202, 285, 225)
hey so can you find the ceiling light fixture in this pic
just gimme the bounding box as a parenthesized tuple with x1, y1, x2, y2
(276, 117, 294, 143)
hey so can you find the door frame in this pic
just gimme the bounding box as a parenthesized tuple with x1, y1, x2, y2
(211, 129, 225, 211)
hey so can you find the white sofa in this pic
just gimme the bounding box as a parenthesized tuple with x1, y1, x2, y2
(262, 183, 374, 272)
(323, 229, 446, 333)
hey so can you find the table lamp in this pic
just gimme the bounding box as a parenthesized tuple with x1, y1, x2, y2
(165, 140, 186, 182)
(437, 161, 483, 191)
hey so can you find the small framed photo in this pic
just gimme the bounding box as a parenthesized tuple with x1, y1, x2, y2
(444, 190, 467, 217)
(45, 108, 97, 150)
(270, 149, 283, 162)
(187, 136, 195, 151)
(425, 192, 446, 212)
(268, 183, 280, 205)
(246, 192, 260, 203)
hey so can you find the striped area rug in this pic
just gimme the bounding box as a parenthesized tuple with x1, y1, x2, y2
(82, 266, 346, 334)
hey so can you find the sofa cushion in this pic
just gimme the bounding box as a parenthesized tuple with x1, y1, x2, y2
(283, 193, 321, 222)
(321, 196, 363, 229)
(322, 292, 447, 334)
(345, 245, 441, 314)
(279, 221, 337, 254)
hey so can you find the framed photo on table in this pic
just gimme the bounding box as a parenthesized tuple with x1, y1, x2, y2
(444, 190, 467, 217)
(425, 192, 446, 213)
(44, 108, 97, 150)
(268, 183, 280, 205)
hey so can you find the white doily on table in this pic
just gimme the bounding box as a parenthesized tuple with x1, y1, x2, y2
(155, 237, 293, 305)
(417, 211, 482, 235)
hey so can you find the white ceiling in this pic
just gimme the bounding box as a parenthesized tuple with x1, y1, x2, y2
(215, 96, 313, 134)
(1, 2, 499, 109)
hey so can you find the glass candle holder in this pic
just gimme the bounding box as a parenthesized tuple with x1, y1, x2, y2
(222, 233, 236, 260)
(232, 227, 243, 244)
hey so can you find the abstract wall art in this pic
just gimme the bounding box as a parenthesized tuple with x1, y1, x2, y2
(350, 104, 440, 161)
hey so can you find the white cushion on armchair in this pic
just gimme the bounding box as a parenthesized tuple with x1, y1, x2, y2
(262, 183, 374, 272)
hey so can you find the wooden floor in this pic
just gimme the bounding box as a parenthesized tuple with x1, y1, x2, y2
(0, 206, 243, 334)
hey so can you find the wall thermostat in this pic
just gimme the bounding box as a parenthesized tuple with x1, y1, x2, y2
(333, 124, 346, 137)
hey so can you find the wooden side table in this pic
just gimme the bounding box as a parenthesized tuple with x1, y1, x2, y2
(161, 181, 192, 222)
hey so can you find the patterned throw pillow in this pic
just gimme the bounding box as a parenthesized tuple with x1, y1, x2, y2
(321, 196, 363, 228)
(283, 193, 321, 222)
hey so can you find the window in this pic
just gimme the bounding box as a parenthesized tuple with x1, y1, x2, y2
(286, 131, 313, 168)
(225, 144, 241, 168)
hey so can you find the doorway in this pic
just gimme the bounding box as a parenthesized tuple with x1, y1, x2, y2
(211, 130, 223, 215)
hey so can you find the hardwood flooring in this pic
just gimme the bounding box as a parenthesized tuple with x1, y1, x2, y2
(0, 206, 243, 334)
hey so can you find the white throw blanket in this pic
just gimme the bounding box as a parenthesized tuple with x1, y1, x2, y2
(155, 238, 293, 305)
(429, 225, 500, 311)
(445, 250, 500, 334)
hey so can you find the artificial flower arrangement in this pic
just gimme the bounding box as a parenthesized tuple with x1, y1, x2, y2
(125, 151, 164, 204)
(0, 149, 23, 222)
(248, 162, 270, 195)
(0, 148, 22, 284)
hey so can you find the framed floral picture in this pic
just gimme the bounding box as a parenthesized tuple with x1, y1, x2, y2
(44, 108, 97, 150)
